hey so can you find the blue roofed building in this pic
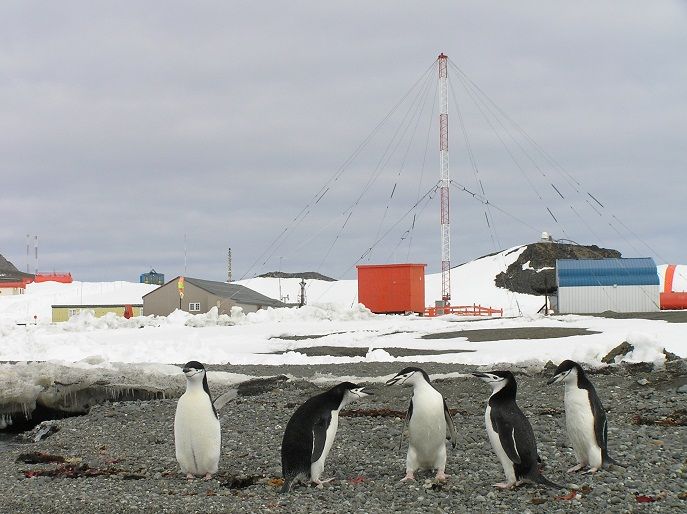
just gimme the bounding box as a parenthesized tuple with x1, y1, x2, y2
(555, 258, 660, 314)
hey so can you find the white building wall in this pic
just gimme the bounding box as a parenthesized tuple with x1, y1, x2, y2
(0, 286, 25, 296)
(557, 285, 660, 314)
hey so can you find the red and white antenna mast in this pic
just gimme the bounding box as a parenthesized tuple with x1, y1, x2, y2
(438, 53, 451, 302)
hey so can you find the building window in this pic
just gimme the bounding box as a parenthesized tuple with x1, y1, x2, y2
(68, 308, 80, 317)
(189, 302, 201, 312)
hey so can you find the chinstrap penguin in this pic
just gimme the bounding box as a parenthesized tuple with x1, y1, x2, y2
(174, 361, 221, 480)
(386, 367, 458, 482)
(548, 359, 622, 473)
(473, 371, 562, 489)
(280, 382, 372, 493)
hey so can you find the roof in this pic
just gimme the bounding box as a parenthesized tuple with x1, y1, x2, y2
(556, 258, 659, 287)
(52, 304, 143, 308)
(144, 277, 284, 308)
(0, 281, 28, 288)
(356, 263, 427, 269)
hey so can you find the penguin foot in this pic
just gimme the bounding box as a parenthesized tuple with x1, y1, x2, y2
(203, 473, 213, 481)
(567, 464, 587, 473)
(493, 482, 515, 489)
(435, 471, 450, 481)
(311, 477, 334, 488)
(582, 467, 600, 475)
(186, 473, 195, 481)
(401, 472, 415, 482)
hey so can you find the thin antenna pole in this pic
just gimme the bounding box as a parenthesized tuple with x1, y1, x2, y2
(227, 248, 232, 283)
(34, 235, 38, 275)
(438, 53, 451, 302)
(184, 233, 187, 275)
(26, 234, 30, 273)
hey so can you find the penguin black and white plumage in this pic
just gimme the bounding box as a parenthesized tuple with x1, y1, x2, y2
(386, 367, 458, 482)
(548, 359, 621, 473)
(473, 371, 561, 489)
(174, 361, 221, 480)
(280, 382, 372, 493)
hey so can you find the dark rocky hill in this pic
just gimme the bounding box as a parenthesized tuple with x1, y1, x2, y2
(493, 242, 621, 296)
(257, 271, 336, 282)
(0, 254, 33, 281)
(0, 253, 19, 272)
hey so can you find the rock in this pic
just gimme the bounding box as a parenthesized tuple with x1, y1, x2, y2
(677, 384, 687, 394)
(666, 359, 687, 375)
(663, 349, 680, 362)
(543, 361, 557, 373)
(21, 420, 61, 442)
(637, 378, 649, 386)
(236, 375, 289, 397)
(602, 342, 634, 364)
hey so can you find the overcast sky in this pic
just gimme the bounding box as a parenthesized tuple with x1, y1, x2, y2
(1, 1, 685, 283)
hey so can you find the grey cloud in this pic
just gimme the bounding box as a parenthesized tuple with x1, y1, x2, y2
(1, 1, 685, 282)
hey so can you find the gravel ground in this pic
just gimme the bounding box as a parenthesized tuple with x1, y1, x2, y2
(1, 361, 685, 513)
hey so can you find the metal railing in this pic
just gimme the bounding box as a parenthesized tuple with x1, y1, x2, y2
(424, 303, 503, 317)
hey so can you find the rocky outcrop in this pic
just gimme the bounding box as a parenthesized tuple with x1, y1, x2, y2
(257, 271, 336, 281)
(493, 242, 621, 296)
(0, 253, 34, 280)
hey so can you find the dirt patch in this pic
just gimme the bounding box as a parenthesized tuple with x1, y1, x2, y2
(270, 333, 346, 341)
(269, 346, 475, 357)
(421, 326, 599, 342)
(21, 462, 146, 480)
(589, 311, 687, 323)
(631, 409, 687, 427)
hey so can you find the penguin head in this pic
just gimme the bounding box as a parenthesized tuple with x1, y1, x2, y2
(331, 382, 373, 408)
(385, 367, 431, 387)
(182, 360, 207, 383)
(547, 359, 581, 385)
(472, 370, 514, 392)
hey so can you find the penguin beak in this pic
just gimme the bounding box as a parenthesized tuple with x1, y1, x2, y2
(385, 376, 401, 386)
(349, 387, 372, 398)
(182, 367, 202, 377)
(471, 372, 488, 380)
(547, 374, 561, 385)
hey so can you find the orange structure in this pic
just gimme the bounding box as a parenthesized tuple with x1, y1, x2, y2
(34, 272, 73, 283)
(356, 264, 426, 314)
(660, 264, 687, 310)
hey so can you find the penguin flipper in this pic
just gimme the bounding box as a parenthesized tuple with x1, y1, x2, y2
(213, 389, 238, 411)
(492, 416, 521, 464)
(589, 388, 609, 451)
(443, 398, 458, 449)
(311, 412, 332, 463)
(399, 399, 413, 451)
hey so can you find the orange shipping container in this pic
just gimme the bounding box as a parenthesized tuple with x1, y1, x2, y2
(356, 263, 426, 314)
